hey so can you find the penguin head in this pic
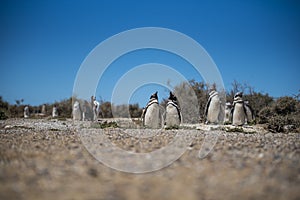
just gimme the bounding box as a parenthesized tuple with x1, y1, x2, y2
(168, 92, 177, 102)
(225, 102, 232, 108)
(209, 90, 218, 96)
(208, 85, 217, 93)
(74, 101, 80, 108)
(234, 92, 243, 98)
(150, 91, 158, 100)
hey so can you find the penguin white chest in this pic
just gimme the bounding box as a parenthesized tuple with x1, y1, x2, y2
(232, 102, 245, 126)
(52, 107, 58, 117)
(166, 103, 180, 127)
(24, 107, 29, 118)
(144, 103, 161, 128)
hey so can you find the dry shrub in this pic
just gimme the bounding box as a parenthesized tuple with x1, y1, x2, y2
(258, 96, 300, 132)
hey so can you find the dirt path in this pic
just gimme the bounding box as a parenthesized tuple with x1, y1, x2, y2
(0, 119, 299, 200)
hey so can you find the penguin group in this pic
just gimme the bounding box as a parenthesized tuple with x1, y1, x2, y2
(203, 91, 254, 126)
(72, 90, 254, 127)
(72, 96, 101, 121)
(141, 91, 182, 129)
(23, 104, 59, 119)
(231, 92, 255, 126)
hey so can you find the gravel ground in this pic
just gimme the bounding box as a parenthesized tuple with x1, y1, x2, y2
(0, 118, 299, 200)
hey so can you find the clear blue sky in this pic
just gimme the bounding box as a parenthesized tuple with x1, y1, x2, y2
(1, 0, 299, 106)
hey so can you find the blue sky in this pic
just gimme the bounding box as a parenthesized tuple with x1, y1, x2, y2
(1, 0, 299, 106)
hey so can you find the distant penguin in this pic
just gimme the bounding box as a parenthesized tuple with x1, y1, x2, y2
(41, 104, 46, 116)
(24, 106, 29, 118)
(52, 105, 58, 117)
(142, 92, 162, 128)
(82, 104, 87, 121)
(244, 101, 255, 124)
(81, 100, 93, 121)
(73, 101, 82, 120)
(224, 102, 232, 124)
(92, 97, 100, 121)
(165, 92, 181, 128)
(205, 90, 221, 124)
(231, 92, 246, 126)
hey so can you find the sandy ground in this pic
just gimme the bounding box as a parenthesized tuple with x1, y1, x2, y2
(0, 118, 299, 200)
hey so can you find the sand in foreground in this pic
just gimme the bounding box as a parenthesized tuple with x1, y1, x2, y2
(0, 119, 299, 200)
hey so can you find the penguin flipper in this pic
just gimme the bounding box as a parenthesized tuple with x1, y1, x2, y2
(242, 102, 248, 119)
(204, 97, 212, 120)
(176, 105, 181, 123)
(142, 105, 150, 126)
(248, 104, 255, 120)
(230, 105, 235, 122)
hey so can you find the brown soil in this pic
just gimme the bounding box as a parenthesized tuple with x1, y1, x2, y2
(0, 119, 299, 200)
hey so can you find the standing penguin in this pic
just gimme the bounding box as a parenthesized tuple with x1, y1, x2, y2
(205, 90, 221, 124)
(165, 92, 181, 128)
(231, 92, 246, 126)
(24, 106, 29, 118)
(224, 102, 232, 124)
(73, 101, 82, 121)
(41, 104, 46, 116)
(92, 96, 101, 121)
(52, 105, 58, 117)
(244, 101, 255, 124)
(142, 92, 162, 128)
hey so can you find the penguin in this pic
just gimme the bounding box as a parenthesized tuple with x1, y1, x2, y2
(204, 90, 221, 124)
(24, 106, 29, 118)
(73, 101, 82, 120)
(142, 92, 162, 128)
(92, 96, 101, 121)
(231, 92, 246, 126)
(165, 92, 181, 128)
(224, 102, 232, 124)
(41, 104, 46, 116)
(79, 100, 93, 121)
(244, 101, 255, 124)
(52, 105, 58, 117)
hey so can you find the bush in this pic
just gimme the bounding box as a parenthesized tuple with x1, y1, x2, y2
(189, 80, 209, 122)
(274, 96, 297, 115)
(0, 96, 9, 120)
(0, 110, 8, 120)
(174, 81, 200, 123)
(244, 92, 273, 117)
(258, 96, 300, 132)
(258, 106, 273, 124)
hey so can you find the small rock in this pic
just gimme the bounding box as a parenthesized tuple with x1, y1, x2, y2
(88, 168, 98, 177)
(4, 125, 13, 129)
(283, 125, 295, 132)
(258, 153, 264, 159)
